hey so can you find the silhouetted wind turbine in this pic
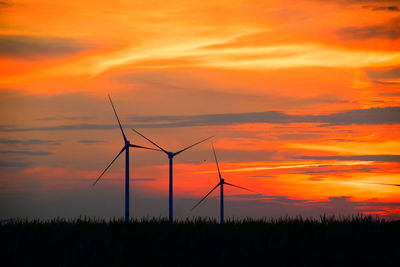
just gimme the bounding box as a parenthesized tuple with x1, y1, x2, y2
(191, 144, 258, 224)
(132, 128, 213, 222)
(93, 95, 159, 223)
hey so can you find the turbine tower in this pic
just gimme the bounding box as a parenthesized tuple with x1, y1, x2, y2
(93, 95, 158, 223)
(191, 144, 257, 224)
(132, 128, 213, 222)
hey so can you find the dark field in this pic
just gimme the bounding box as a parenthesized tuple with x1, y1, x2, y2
(1, 216, 399, 266)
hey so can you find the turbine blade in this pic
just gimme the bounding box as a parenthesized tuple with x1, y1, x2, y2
(212, 143, 222, 180)
(129, 144, 161, 151)
(224, 181, 260, 194)
(191, 183, 220, 211)
(174, 136, 214, 156)
(108, 95, 127, 142)
(131, 128, 168, 153)
(93, 146, 125, 186)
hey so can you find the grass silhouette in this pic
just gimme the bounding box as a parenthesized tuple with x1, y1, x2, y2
(1, 215, 399, 266)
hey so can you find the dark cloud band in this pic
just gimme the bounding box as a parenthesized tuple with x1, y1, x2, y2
(0, 139, 59, 145)
(0, 35, 87, 59)
(0, 106, 399, 132)
(337, 17, 400, 40)
(0, 150, 53, 156)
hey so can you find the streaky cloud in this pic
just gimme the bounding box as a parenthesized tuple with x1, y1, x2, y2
(296, 166, 375, 174)
(0, 106, 399, 132)
(311, 196, 400, 209)
(0, 35, 87, 59)
(0, 161, 31, 168)
(247, 175, 275, 178)
(0, 124, 120, 132)
(0, 1, 12, 7)
(130, 178, 157, 181)
(367, 67, 400, 79)
(0, 150, 53, 156)
(297, 155, 400, 163)
(0, 139, 60, 146)
(39, 116, 96, 121)
(231, 194, 308, 204)
(337, 17, 400, 40)
(373, 80, 400, 85)
(362, 5, 399, 11)
(131, 106, 400, 127)
(78, 140, 106, 144)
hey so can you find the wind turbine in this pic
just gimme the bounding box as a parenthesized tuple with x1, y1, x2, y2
(131, 128, 213, 222)
(93, 95, 159, 223)
(191, 144, 258, 224)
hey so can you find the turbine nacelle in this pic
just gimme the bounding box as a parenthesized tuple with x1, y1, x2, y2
(132, 128, 213, 159)
(191, 144, 259, 224)
(131, 128, 213, 222)
(93, 95, 160, 223)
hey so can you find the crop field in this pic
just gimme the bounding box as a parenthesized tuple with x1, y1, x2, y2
(1, 216, 399, 266)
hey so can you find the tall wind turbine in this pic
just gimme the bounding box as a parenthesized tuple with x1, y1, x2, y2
(93, 95, 158, 223)
(191, 144, 257, 224)
(132, 128, 213, 222)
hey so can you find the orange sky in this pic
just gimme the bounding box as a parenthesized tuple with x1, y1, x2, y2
(0, 0, 399, 220)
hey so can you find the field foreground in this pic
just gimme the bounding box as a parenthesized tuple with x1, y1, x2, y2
(1, 216, 399, 266)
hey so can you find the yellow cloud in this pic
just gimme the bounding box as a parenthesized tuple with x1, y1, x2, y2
(197, 160, 373, 174)
(286, 141, 400, 155)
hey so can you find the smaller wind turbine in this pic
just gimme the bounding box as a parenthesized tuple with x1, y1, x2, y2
(131, 128, 213, 222)
(93, 95, 159, 223)
(191, 143, 258, 224)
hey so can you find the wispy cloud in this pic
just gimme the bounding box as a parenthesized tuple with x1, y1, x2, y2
(0, 35, 87, 59)
(362, 5, 399, 11)
(272, 133, 323, 141)
(310, 196, 400, 212)
(1, 107, 398, 132)
(0, 139, 60, 146)
(78, 140, 105, 144)
(0, 150, 52, 156)
(367, 67, 400, 84)
(0, 1, 11, 7)
(39, 116, 96, 121)
(198, 161, 373, 174)
(130, 178, 157, 182)
(247, 175, 275, 178)
(231, 194, 308, 204)
(296, 166, 375, 175)
(0, 124, 119, 132)
(337, 18, 400, 40)
(297, 154, 400, 162)
(131, 106, 400, 127)
(0, 161, 31, 168)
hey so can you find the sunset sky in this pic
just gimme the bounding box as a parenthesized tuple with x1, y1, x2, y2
(1, 0, 399, 220)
